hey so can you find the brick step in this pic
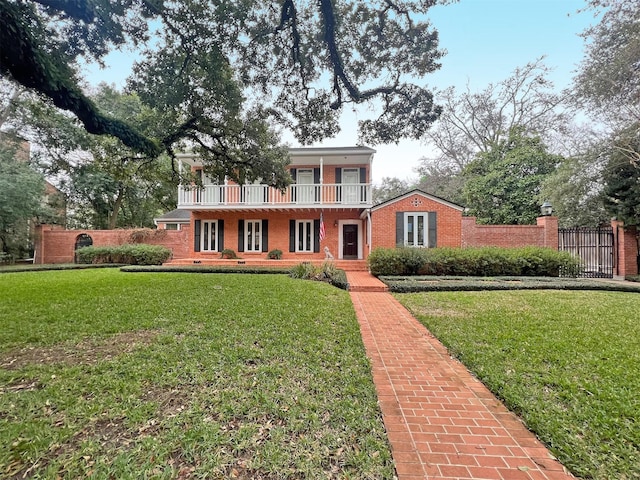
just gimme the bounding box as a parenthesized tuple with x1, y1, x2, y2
(164, 258, 368, 271)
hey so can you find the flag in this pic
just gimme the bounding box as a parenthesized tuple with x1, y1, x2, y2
(319, 212, 326, 243)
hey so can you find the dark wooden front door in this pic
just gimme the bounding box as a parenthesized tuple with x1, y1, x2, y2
(343, 224, 358, 259)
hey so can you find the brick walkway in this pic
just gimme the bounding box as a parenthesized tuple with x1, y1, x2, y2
(347, 273, 576, 480)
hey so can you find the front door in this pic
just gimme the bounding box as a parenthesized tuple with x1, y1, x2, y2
(343, 224, 358, 259)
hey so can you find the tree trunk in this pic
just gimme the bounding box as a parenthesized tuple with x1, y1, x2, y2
(108, 188, 125, 230)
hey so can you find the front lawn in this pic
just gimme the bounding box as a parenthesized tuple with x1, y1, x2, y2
(0, 269, 393, 479)
(396, 290, 640, 480)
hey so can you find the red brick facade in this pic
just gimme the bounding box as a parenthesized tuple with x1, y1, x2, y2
(371, 191, 463, 248)
(190, 209, 361, 261)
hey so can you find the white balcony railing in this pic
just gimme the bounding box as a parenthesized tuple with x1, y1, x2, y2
(178, 183, 372, 208)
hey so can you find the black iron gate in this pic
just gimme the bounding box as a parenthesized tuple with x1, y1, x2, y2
(558, 227, 615, 278)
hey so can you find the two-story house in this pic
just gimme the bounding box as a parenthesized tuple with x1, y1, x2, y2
(174, 146, 375, 264)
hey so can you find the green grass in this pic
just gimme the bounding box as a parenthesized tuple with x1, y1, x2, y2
(396, 290, 640, 480)
(0, 269, 393, 479)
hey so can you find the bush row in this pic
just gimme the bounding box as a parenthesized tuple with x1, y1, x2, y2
(76, 244, 172, 265)
(368, 246, 582, 277)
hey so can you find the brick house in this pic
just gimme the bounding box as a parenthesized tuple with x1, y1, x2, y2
(171, 146, 376, 264)
(162, 147, 466, 267)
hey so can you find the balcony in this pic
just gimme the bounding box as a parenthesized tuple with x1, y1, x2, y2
(178, 183, 372, 209)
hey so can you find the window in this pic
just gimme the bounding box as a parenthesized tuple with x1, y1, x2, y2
(245, 220, 262, 252)
(201, 220, 218, 251)
(296, 220, 314, 252)
(404, 213, 430, 247)
(164, 223, 179, 230)
(296, 169, 315, 204)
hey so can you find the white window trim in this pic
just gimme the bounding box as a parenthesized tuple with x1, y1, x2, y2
(201, 220, 218, 252)
(295, 219, 314, 252)
(404, 212, 428, 248)
(245, 219, 262, 252)
(296, 168, 314, 184)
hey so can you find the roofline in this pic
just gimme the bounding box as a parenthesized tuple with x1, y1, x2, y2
(371, 189, 465, 212)
(288, 146, 376, 156)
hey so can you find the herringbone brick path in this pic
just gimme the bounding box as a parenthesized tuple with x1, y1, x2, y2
(347, 272, 576, 480)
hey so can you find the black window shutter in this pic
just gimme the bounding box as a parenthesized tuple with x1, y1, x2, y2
(194, 219, 201, 252)
(359, 168, 366, 183)
(217, 219, 224, 251)
(335, 168, 342, 202)
(360, 168, 367, 202)
(238, 219, 245, 252)
(396, 212, 404, 246)
(289, 220, 296, 252)
(428, 212, 437, 248)
(313, 219, 321, 253)
(262, 220, 268, 252)
(335, 168, 342, 183)
(291, 168, 297, 202)
(314, 168, 321, 202)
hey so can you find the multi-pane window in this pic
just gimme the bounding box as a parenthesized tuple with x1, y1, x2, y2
(201, 220, 218, 251)
(245, 220, 262, 252)
(404, 213, 427, 247)
(296, 220, 313, 252)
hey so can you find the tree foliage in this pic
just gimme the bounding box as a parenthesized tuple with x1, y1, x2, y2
(463, 128, 561, 225)
(372, 177, 415, 204)
(575, 0, 640, 125)
(1, 0, 447, 183)
(602, 124, 640, 226)
(420, 59, 568, 172)
(0, 137, 47, 258)
(539, 153, 608, 227)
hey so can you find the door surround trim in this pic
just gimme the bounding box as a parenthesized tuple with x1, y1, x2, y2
(338, 219, 363, 260)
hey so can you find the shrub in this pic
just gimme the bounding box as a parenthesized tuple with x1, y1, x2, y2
(368, 246, 581, 277)
(76, 244, 171, 265)
(267, 249, 283, 260)
(220, 248, 239, 259)
(289, 262, 349, 290)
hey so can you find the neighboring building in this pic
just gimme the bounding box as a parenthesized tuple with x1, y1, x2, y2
(154, 208, 191, 231)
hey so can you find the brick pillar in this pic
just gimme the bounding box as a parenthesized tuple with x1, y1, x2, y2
(34, 224, 44, 264)
(612, 220, 639, 277)
(461, 216, 477, 247)
(536, 216, 559, 250)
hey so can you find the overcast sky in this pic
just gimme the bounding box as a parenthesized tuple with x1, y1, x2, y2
(83, 0, 596, 184)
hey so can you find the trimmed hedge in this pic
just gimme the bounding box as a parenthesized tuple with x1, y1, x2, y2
(76, 244, 172, 265)
(382, 276, 640, 293)
(368, 246, 581, 277)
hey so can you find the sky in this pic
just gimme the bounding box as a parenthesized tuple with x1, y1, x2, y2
(84, 0, 596, 185)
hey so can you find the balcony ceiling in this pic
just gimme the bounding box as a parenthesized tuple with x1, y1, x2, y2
(177, 146, 376, 167)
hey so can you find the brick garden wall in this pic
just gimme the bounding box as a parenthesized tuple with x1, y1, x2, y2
(34, 225, 190, 264)
(461, 216, 559, 249)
